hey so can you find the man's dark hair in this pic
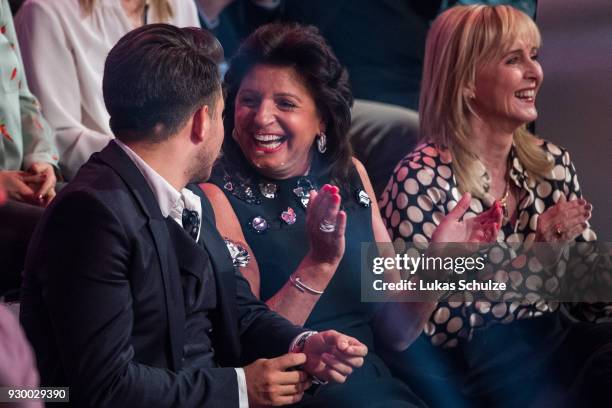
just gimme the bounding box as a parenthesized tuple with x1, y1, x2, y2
(223, 23, 354, 186)
(103, 24, 223, 143)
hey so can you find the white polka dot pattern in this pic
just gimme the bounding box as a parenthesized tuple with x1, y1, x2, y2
(378, 141, 603, 348)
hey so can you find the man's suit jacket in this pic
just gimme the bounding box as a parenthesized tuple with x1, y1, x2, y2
(20, 141, 305, 407)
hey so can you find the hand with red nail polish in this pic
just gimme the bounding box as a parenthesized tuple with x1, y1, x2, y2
(305, 184, 347, 266)
(432, 193, 503, 247)
(535, 194, 592, 243)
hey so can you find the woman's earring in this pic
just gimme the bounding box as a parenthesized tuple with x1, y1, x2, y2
(463, 88, 475, 100)
(316, 132, 327, 154)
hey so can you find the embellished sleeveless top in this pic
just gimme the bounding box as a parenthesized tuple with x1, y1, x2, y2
(210, 153, 379, 347)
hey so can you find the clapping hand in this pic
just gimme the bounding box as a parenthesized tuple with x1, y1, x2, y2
(533, 195, 592, 266)
(432, 193, 502, 244)
(536, 195, 591, 243)
(305, 184, 347, 266)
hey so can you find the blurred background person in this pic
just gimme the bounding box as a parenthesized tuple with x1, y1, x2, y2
(0, 133, 41, 408)
(0, 0, 57, 299)
(14, 0, 200, 180)
(1, 0, 57, 205)
(380, 5, 611, 407)
(0, 303, 42, 408)
(194, 0, 282, 76)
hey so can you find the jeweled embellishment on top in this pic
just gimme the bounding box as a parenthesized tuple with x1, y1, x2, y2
(293, 187, 310, 208)
(356, 189, 371, 207)
(250, 216, 268, 233)
(293, 177, 316, 208)
(280, 207, 297, 225)
(223, 174, 261, 205)
(223, 238, 250, 267)
(259, 182, 277, 199)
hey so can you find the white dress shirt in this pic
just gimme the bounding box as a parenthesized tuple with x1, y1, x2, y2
(115, 140, 249, 407)
(15, 0, 200, 180)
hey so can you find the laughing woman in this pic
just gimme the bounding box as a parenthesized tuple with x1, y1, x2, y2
(380, 5, 612, 407)
(199, 23, 501, 407)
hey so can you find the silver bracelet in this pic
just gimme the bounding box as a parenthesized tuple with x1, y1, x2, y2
(289, 331, 318, 353)
(289, 275, 325, 295)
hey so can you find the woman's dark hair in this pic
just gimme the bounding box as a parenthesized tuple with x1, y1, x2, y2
(223, 23, 354, 185)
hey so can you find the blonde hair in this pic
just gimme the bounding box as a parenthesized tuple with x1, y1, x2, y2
(419, 5, 553, 197)
(79, 0, 173, 22)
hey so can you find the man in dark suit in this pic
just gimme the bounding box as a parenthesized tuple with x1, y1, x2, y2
(20, 24, 367, 407)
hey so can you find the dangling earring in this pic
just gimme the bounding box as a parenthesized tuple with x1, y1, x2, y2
(316, 132, 327, 154)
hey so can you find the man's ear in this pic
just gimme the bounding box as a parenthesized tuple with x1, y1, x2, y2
(191, 105, 209, 144)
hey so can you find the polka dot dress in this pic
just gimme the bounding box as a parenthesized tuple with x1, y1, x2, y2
(380, 141, 604, 348)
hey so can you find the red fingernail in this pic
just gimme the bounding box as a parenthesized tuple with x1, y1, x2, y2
(332, 194, 340, 204)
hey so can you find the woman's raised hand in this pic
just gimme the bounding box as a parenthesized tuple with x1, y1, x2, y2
(305, 184, 347, 265)
(432, 193, 503, 244)
(536, 195, 592, 243)
(532, 195, 592, 266)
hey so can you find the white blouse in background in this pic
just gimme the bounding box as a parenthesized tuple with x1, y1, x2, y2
(15, 0, 200, 179)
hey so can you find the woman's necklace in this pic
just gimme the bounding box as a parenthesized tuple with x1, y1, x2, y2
(498, 176, 511, 222)
(483, 167, 512, 224)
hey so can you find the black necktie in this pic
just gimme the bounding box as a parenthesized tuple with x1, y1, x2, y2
(182, 208, 200, 241)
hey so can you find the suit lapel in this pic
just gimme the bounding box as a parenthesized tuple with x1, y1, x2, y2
(148, 220, 185, 370)
(190, 184, 241, 362)
(96, 142, 185, 370)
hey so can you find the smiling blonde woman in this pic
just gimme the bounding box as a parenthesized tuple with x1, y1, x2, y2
(380, 5, 611, 407)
